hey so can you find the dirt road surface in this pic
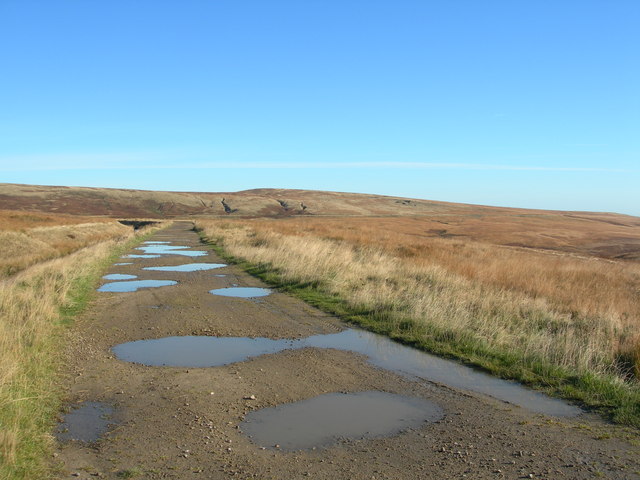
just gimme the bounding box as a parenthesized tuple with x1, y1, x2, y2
(55, 222, 640, 479)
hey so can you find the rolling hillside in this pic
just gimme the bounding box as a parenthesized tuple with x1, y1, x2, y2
(1, 182, 640, 260)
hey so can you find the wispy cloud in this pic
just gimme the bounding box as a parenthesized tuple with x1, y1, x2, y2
(0, 154, 631, 173)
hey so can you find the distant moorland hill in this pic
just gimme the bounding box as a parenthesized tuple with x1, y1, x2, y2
(1, 182, 639, 260)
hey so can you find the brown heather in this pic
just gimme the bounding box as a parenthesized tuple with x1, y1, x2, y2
(0, 212, 130, 277)
(197, 218, 640, 382)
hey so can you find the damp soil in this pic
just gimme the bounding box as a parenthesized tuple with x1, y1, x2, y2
(56, 222, 640, 480)
(55, 402, 115, 443)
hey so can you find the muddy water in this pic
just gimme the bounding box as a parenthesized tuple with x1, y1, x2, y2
(113, 336, 297, 367)
(137, 245, 190, 251)
(102, 274, 138, 280)
(209, 287, 272, 298)
(143, 263, 226, 272)
(98, 280, 177, 293)
(302, 329, 581, 417)
(135, 245, 207, 257)
(241, 391, 443, 451)
(112, 329, 580, 416)
(55, 402, 114, 443)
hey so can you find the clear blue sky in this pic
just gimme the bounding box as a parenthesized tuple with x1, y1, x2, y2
(1, 1, 638, 215)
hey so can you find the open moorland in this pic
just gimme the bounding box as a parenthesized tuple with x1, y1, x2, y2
(2, 182, 640, 260)
(1, 183, 639, 478)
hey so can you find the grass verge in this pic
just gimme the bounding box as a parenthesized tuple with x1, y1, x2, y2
(197, 226, 640, 429)
(0, 227, 161, 480)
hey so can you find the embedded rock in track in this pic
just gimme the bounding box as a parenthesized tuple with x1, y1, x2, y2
(55, 222, 640, 479)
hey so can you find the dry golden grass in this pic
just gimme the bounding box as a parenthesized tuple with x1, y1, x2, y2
(243, 217, 640, 324)
(0, 213, 131, 277)
(0, 221, 165, 477)
(0, 239, 128, 475)
(197, 218, 640, 381)
(0, 209, 113, 231)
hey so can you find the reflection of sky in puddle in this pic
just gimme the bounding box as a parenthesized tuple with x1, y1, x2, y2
(209, 287, 271, 298)
(98, 280, 177, 292)
(135, 245, 207, 257)
(124, 254, 161, 259)
(144, 263, 226, 272)
(241, 391, 443, 450)
(55, 402, 114, 443)
(112, 329, 580, 417)
(102, 274, 137, 280)
(114, 262, 133, 266)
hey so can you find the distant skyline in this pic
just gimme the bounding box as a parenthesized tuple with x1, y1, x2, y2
(1, 1, 638, 216)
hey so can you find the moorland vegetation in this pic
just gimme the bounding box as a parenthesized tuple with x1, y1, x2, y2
(196, 217, 640, 426)
(0, 210, 130, 277)
(0, 212, 161, 478)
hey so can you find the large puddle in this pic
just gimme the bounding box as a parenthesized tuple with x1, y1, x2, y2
(112, 329, 580, 416)
(135, 245, 207, 257)
(209, 287, 272, 298)
(124, 254, 161, 259)
(55, 402, 114, 443)
(241, 391, 443, 451)
(113, 336, 296, 367)
(103, 274, 138, 280)
(144, 263, 226, 272)
(98, 280, 177, 292)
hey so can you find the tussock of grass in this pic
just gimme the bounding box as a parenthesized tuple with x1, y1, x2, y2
(196, 220, 640, 427)
(0, 224, 163, 479)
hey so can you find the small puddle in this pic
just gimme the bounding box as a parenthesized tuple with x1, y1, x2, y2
(241, 391, 443, 451)
(112, 329, 580, 416)
(98, 280, 177, 292)
(102, 274, 138, 280)
(137, 245, 190, 251)
(144, 263, 226, 272)
(124, 254, 161, 259)
(135, 245, 208, 257)
(55, 402, 114, 443)
(214, 274, 227, 277)
(209, 287, 271, 298)
(114, 262, 133, 266)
